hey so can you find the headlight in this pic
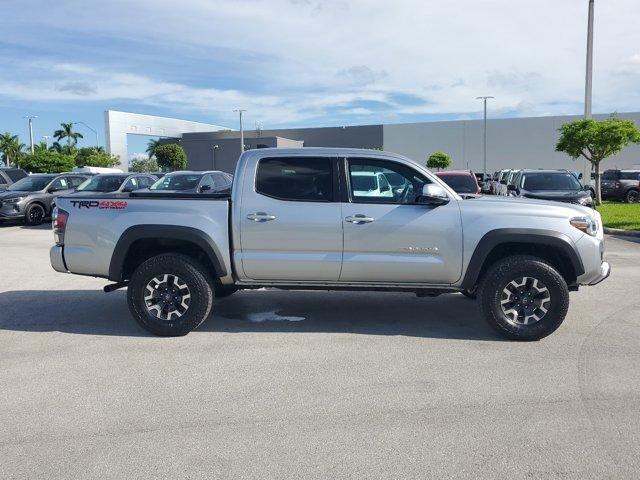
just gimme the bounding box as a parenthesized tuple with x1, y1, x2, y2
(570, 216, 598, 236)
(3, 197, 24, 204)
(577, 196, 592, 205)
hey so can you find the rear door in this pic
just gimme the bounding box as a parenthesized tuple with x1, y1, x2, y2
(239, 156, 343, 281)
(340, 157, 462, 284)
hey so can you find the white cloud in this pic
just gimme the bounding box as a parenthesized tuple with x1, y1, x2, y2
(2, 0, 640, 125)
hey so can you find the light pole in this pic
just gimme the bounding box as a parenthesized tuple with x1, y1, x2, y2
(233, 109, 246, 153)
(23, 115, 37, 154)
(212, 145, 219, 170)
(72, 121, 99, 147)
(475, 96, 494, 178)
(42, 135, 51, 149)
(584, 0, 594, 120)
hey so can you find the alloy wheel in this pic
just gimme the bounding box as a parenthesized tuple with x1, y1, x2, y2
(144, 274, 191, 321)
(500, 276, 551, 326)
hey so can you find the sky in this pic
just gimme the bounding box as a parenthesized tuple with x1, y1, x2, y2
(1, 0, 639, 157)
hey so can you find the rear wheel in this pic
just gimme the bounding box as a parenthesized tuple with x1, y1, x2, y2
(25, 203, 46, 225)
(478, 255, 569, 341)
(127, 253, 213, 336)
(626, 189, 639, 203)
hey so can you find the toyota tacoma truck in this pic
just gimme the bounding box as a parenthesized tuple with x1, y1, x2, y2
(50, 148, 610, 340)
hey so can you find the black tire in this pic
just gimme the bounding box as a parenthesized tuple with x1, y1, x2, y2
(478, 255, 569, 341)
(127, 253, 214, 336)
(25, 203, 46, 225)
(626, 189, 639, 203)
(215, 284, 238, 298)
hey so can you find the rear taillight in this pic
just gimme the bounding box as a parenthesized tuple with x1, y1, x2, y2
(53, 208, 69, 246)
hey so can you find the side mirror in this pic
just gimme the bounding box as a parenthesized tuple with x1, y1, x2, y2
(380, 184, 390, 193)
(500, 180, 507, 185)
(578, 173, 583, 180)
(507, 184, 517, 191)
(199, 185, 212, 193)
(417, 184, 449, 205)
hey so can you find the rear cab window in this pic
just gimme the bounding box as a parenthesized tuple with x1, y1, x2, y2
(255, 157, 334, 202)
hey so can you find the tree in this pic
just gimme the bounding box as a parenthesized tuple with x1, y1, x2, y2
(50, 141, 76, 155)
(427, 151, 452, 171)
(0, 132, 25, 167)
(18, 150, 76, 173)
(130, 157, 159, 173)
(556, 115, 640, 205)
(155, 144, 187, 171)
(146, 138, 161, 159)
(76, 148, 120, 168)
(53, 122, 83, 147)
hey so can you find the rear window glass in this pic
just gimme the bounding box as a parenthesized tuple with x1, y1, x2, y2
(5, 169, 27, 182)
(256, 157, 333, 202)
(620, 171, 640, 180)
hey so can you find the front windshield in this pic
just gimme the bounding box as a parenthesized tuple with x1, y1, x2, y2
(438, 175, 478, 193)
(521, 172, 582, 191)
(150, 174, 202, 191)
(7, 176, 52, 192)
(76, 176, 127, 192)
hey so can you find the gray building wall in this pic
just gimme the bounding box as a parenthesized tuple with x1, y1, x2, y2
(383, 112, 640, 175)
(171, 113, 640, 175)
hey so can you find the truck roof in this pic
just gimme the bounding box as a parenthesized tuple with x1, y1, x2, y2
(240, 147, 412, 162)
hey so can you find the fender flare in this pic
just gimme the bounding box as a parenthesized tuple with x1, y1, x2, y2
(460, 228, 585, 290)
(108, 225, 227, 281)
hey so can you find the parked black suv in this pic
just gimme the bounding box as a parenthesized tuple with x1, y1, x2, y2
(601, 169, 640, 203)
(507, 169, 593, 207)
(0, 168, 28, 191)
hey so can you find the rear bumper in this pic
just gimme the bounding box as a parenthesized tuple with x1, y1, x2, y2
(50, 245, 68, 273)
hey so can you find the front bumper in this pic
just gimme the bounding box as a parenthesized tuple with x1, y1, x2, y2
(587, 261, 611, 286)
(50, 245, 68, 273)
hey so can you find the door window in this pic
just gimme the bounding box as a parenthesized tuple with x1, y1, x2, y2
(256, 157, 333, 202)
(67, 177, 86, 188)
(49, 177, 69, 191)
(347, 158, 430, 204)
(122, 177, 139, 191)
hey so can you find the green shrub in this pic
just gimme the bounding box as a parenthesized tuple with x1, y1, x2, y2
(426, 151, 452, 171)
(76, 147, 120, 168)
(155, 144, 187, 171)
(18, 150, 76, 173)
(130, 157, 159, 173)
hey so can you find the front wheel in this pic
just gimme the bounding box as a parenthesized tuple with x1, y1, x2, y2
(478, 255, 569, 341)
(25, 203, 46, 225)
(127, 254, 214, 336)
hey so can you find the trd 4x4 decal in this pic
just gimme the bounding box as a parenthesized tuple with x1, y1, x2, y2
(70, 200, 128, 210)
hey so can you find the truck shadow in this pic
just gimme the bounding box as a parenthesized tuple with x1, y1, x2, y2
(0, 289, 504, 341)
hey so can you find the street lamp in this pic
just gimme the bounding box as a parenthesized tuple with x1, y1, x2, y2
(584, 0, 595, 119)
(72, 121, 99, 147)
(212, 145, 219, 170)
(23, 115, 37, 154)
(475, 96, 494, 178)
(233, 109, 246, 153)
(42, 135, 51, 149)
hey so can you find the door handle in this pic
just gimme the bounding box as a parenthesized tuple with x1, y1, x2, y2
(345, 214, 375, 224)
(247, 212, 276, 222)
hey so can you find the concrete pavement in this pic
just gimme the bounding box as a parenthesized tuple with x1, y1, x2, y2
(0, 223, 639, 479)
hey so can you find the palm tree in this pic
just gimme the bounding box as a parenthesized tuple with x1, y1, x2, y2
(146, 138, 161, 159)
(0, 132, 25, 167)
(53, 122, 83, 147)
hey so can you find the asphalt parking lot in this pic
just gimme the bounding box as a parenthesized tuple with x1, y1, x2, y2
(0, 223, 639, 479)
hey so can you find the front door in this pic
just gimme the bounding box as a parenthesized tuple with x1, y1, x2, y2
(239, 156, 343, 281)
(340, 157, 463, 284)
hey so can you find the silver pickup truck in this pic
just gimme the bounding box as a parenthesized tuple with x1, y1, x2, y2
(50, 148, 610, 340)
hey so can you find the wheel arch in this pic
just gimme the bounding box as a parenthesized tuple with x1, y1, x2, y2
(109, 225, 227, 282)
(461, 229, 585, 290)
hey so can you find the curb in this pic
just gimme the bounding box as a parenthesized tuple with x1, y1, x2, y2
(604, 227, 640, 238)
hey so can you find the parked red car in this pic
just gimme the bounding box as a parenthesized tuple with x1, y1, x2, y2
(435, 170, 481, 196)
